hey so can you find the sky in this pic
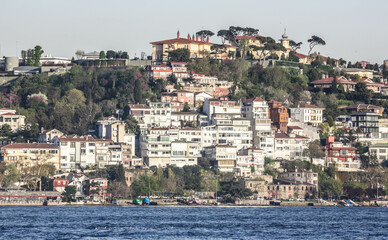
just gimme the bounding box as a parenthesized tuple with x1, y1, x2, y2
(1, 0, 387, 64)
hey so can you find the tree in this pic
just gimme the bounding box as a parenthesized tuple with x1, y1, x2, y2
(121, 52, 129, 59)
(288, 51, 300, 62)
(26, 45, 44, 67)
(75, 50, 84, 59)
(353, 82, 372, 103)
(62, 186, 76, 202)
(99, 51, 106, 59)
(168, 48, 190, 62)
(289, 40, 302, 51)
(307, 36, 326, 63)
(196, 30, 214, 39)
(319, 170, 342, 200)
(255, 36, 286, 66)
(106, 50, 116, 59)
(210, 44, 226, 60)
(0, 164, 19, 187)
(304, 140, 325, 162)
(134, 78, 143, 103)
(183, 102, 190, 112)
(360, 153, 379, 169)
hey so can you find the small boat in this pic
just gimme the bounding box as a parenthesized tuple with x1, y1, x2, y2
(133, 199, 141, 205)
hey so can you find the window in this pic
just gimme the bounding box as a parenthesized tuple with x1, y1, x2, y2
(81, 149, 86, 155)
(80, 142, 86, 148)
(70, 142, 75, 148)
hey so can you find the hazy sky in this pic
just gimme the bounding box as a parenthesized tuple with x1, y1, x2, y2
(1, 0, 387, 64)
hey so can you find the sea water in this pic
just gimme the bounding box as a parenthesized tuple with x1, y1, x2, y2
(0, 206, 387, 239)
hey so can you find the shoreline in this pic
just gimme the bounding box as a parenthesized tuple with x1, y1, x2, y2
(1, 200, 386, 207)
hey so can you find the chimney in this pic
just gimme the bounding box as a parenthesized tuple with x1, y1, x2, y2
(187, 33, 191, 40)
(207, 37, 210, 43)
(192, 34, 195, 40)
(177, 30, 180, 39)
(196, 34, 199, 41)
(201, 36, 204, 42)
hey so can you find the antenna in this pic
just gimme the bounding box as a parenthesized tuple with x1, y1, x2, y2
(16, 41, 18, 57)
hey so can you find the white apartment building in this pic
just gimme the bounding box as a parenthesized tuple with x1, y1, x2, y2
(274, 132, 309, 160)
(149, 102, 172, 127)
(204, 145, 237, 172)
(170, 141, 201, 167)
(178, 127, 202, 146)
(96, 116, 126, 143)
(201, 118, 253, 150)
(235, 148, 266, 177)
(128, 104, 152, 133)
(290, 104, 324, 126)
(140, 128, 171, 167)
(242, 98, 273, 156)
(52, 136, 112, 171)
(203, 99, 242, 124)
(0, 108, 26, 132)
(140, 128, 201, 167)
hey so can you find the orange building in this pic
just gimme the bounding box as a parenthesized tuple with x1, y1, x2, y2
(268, 100, 289, 132)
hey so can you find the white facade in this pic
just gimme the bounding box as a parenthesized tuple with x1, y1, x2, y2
(170, 141, 201, 167)
(201, 118, 252, 150)
(52, 136, 111, 171)
(290, 105, 324, 126)
(204, 145, 237, 172)
(273, 132, 309, 160)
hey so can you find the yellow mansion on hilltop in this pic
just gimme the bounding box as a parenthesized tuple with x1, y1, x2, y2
(151, 31, 237, 62)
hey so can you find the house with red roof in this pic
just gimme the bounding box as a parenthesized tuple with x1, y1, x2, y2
(151, 31, 237, 62)
(324, 136, 360, 171)
(311, 76, 357, 92)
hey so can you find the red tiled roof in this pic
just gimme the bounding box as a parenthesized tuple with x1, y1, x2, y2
(0, 113, 20, 116)
(294, 52, 308, 58)
(0, 108, 13, 111)
(1, 143, 58, 149)
(311, 76, 356, 85)
(128, 104, 151, 109)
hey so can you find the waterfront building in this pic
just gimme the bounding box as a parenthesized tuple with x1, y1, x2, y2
(204, 145, 237, 172)
(0, 143, 60, 170)
(52, 135, 112, 171)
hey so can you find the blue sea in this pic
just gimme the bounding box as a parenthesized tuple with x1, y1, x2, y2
(0, 206, 387, 239)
